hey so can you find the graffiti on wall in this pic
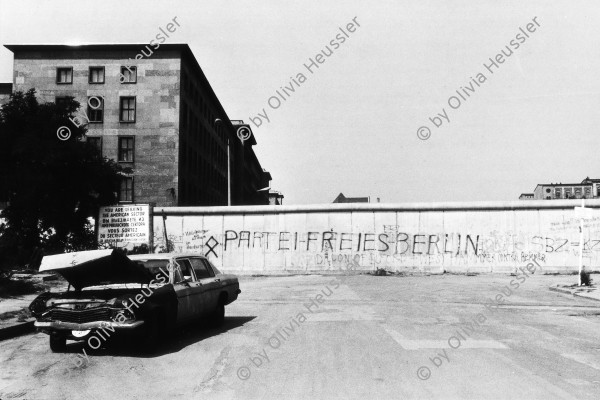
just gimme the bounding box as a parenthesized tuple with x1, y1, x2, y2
(152, 225, 600, 268)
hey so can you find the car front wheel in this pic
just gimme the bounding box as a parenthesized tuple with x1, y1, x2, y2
(49, 333, 66, 352)
(141, 315, 160, 353)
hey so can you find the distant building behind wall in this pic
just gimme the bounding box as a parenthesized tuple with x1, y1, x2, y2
(520, 177, 600, 200)
(332, 193, 370, 203)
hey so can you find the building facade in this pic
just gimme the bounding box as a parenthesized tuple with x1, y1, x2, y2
(520, 177, 600, 200)
(4, 44, 277, 207)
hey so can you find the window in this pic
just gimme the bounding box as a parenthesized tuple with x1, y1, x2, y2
(545, 188, 551, 193)
(118, 137, 134, 162)
(205, 259, 220, 275)
(172, 265, 183, 284)
(87, 96, 104, 123)
(120, 66, 137, 83)
(55, 96, 70, 109)
(190, 258, 214, 279)
(137, 259, 170, 282)
(565, 189, 572, 199)
(176, 259, 194, 281)
(120, 97, 136, 122)
(554, 188, 561, 199)
(119, 177, 134, 202)
(87, 137, 102, 154)
(89, 67, 105, 84)
(575, 188, 582, 198)
(585, 187, 591, 197)
(56, 67, 73, 84)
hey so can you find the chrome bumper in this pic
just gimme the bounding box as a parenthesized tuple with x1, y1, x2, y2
(35, 320, 144, 330)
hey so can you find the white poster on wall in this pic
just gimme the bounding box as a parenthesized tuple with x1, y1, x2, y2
(98, 204, 151, 249)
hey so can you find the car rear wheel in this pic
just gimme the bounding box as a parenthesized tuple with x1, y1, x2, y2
(49, 333, 67, 352)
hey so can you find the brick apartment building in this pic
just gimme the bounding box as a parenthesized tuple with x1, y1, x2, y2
(2, 43, 277, 207)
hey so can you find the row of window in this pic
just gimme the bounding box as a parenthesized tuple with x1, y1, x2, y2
(87, 136, 134, 162)
(546, 186, 598, 199)
(56, 96, 136, 123)
(120, 176, 134, 203)
(56, 66, 137, 84)
(175, 257, 216, 283)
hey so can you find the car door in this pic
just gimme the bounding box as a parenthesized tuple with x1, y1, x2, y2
(171, 259, 197, 323)
(176, 257, 205, 318)
(190, 257, 219, 313)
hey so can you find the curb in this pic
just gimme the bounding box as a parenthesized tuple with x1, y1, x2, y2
(0, 320, 35, 341)
(549, 286, 600, 302)
(549, 286, 574, 295)
(573, 292, 600, 302)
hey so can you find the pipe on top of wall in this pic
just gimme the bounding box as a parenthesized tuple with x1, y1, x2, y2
(154, 199, 600, 216)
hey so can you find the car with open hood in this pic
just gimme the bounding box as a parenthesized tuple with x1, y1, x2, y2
(29, 249, 240, 352)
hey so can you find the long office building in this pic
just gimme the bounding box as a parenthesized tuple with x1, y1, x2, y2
(3, 43, 277, 207)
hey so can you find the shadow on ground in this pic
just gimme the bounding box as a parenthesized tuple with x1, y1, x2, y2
(60, 315, 256, 358)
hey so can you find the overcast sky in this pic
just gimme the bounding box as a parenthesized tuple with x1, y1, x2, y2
(1, 0, 599, 205)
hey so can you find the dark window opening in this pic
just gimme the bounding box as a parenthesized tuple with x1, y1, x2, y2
(87, 96, 104, 123)
(118, 137, 134, 162)
(119, 177, 134, 202)
(120, 66, 137, 83)
(89, 67, 105, 84)
(120, 97, 136, 122)
(56, 67, 73, 84)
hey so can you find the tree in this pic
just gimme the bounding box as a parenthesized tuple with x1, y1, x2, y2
(0, 89, 126, 270)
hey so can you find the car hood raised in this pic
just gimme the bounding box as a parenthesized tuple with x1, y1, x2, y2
(39, 249, 154, 290)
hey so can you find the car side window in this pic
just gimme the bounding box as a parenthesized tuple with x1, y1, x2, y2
(172, 264, 183, 283)
(201, 259, 216, 277)
(176, 259, 195, 281)
(207, 260, 221, 275)
(190, 258, 213, 279)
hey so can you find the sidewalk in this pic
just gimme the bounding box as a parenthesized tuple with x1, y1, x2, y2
(0, 274, 66, 341)
(549, 283, 600, 302)
(0, 293, 38, 340)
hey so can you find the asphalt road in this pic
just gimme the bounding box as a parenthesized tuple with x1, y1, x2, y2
(1, 273, 599, 400)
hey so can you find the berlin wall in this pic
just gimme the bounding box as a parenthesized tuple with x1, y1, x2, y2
(151, 200, 600, 275)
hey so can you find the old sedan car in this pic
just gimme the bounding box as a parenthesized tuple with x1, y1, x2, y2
(29, 249, 240, 352)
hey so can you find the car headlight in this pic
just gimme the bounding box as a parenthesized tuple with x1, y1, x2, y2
(111, 308, 136, 321)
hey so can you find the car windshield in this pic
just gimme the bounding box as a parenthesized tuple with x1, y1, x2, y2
(135, 259, 170, 278)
